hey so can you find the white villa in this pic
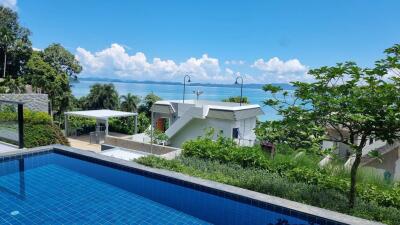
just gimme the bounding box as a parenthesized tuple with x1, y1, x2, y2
(151, 100, 264, 148)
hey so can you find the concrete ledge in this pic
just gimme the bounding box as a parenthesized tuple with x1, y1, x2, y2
(104, 136, 181, 156)
(0, 145, 384, 225)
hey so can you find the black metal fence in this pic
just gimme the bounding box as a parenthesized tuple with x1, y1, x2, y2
(0, 100, 24, 148)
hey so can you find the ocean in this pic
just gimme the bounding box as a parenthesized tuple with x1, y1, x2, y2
(71, 80, 288, 121)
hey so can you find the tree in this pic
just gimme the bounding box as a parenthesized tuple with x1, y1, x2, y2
(25, 51, 70, 115)
(120, 93, 141, 112)
(261, 44, 400, 208)
(84, 83, 119, 110)
(0, 76, 25, 93)
(138, 92, 162, 117)
(42, 43, 82, 79)
(255, 102, 325, 153)
(0, 6, 32, 78)
(222, 96, 249, 104)
(137, 112, 150, 133)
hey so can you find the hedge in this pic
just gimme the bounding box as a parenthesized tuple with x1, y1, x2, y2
(181, 135, 400, 209)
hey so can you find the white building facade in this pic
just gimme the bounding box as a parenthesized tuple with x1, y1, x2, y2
(151, 100, 264, 148)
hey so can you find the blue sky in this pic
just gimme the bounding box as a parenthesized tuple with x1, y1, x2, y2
(2, 0, 400, 83)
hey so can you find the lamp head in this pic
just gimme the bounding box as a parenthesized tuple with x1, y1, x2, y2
(188, 77, 191, 83)
(234, 80, 238, 85)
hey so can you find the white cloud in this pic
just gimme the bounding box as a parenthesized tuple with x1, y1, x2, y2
(75, 43, 312, 84)
(252, 57, 311, 83)
(225, 60, 245, 65)
(75, 43, 237, 83)
(0, 0, 17, 10)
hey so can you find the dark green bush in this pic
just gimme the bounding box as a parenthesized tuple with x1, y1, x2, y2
(136, 156, 400, 225)
(109, 117, 135, 135)
(24, 123, 69, 148)
(0, 109, 69, 148)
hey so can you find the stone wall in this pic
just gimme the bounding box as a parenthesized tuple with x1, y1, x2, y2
(0, 94, 49, 112)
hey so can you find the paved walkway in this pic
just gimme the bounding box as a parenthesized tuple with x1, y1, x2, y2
(68, 135, 101, 152)
(0, 142, 18, 153)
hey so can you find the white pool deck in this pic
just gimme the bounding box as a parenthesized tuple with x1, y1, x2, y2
(100, 148, 150, 161)
(0, 142, 19, 153)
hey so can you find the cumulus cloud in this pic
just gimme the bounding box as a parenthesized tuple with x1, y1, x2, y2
(75, 43, 312, 84)
(75, 43, 237, 83)
(252, 57, 311, 83)
(0, 0, 17, 10)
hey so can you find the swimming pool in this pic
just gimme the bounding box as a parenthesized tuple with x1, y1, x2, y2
(0, 146, 379, 225)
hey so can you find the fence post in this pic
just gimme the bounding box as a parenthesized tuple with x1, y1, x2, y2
(18, 103, 24, 149)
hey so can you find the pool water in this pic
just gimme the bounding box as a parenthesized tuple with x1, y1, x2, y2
(0, 152, 317, 225)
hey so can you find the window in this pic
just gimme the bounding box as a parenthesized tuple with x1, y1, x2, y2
(232, 128, 239, 139)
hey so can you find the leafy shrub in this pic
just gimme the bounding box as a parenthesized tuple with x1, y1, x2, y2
(0, 109, 51, 124)
(182, 133, 270, 169)
(136, 156, 400, 225)
(0, 109, 68, 148)
(181, 134, 400, 209)
(24, 124, 69, 148)
(109, 117, 134, 134)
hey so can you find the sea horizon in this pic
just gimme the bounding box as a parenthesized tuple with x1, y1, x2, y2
(71, 79, 291, 121)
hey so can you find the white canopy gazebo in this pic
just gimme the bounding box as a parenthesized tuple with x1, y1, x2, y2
(64, 109, 138, 136)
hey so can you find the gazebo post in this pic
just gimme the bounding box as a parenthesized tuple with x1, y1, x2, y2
(134, 115, 138, 134)
(105, 119, 109, 136)
(64, 114, 68, 137)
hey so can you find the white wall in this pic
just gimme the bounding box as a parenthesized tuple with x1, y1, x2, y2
(169, 118, 233, 148)
(169, 117, 257, 148)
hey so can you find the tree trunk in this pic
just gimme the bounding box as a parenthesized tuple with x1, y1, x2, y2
(349, 137, 367, 208)
(2, 48, 6, 78)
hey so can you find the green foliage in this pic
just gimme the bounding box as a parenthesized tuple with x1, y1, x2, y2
(0, 76, 26, 93)
(0, 108, 68, 147)
(138, 92, 161, 117)
(137, 112, 150, 133)
(0, 109, 52, 124)
(0, 6, 32, 78)
(42, 43, 82, 79)
(183, 134, 269, 169)
(84, 83, 120, 110)
(145, 129, 169, 144)
(256, 86, 325, 153)
(24, 123, 69, 148)
(109, 114, 151, 135)
(120, 93, 141, 112)
(222, 96, 249, 104)
(109, 117, 135, 135)
(181, 132, 400, 209)
(68, 116, 96, 130)
(25, 51, 72, 115)
(136, 156, 400, 225)
(259, 44, 400, 207)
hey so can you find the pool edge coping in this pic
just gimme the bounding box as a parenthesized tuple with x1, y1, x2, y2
(0, 145, 385, 225)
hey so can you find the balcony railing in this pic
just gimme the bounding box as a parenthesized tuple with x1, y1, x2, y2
(0, 99, 24, 149)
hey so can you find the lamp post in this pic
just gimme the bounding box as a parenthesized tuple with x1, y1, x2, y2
(183, 74, 191, 103)
(235, 76, 243, 106)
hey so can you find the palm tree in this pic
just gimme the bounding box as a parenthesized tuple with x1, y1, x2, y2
(85, 83, 119, 110)
(0, 28, 14, 78)
(120, 93, 141, 112)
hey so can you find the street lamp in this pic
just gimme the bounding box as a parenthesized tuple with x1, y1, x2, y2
(235, 76, 244, 106)
(183, 75, 191, 103)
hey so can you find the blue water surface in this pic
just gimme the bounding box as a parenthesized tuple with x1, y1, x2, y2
(0, 153, 315, 225)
